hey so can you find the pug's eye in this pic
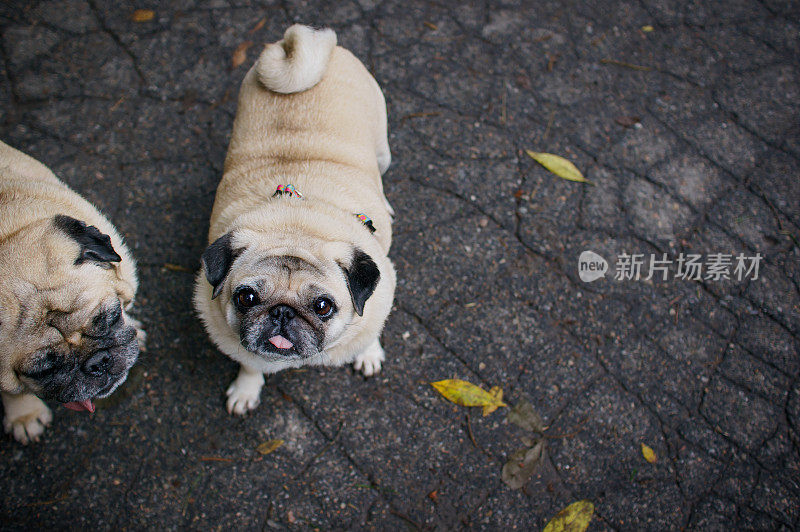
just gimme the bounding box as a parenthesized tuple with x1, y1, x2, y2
(312, 297, 335, 318)
(24, 352, 59, 379)
(234, 288, 260, 310)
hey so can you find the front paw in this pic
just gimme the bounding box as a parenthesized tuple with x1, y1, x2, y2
(353, 340, 385, 377)
(124, 312, 147, 351)
(225, 368, 265, 415)
(2, 394, 52, 444)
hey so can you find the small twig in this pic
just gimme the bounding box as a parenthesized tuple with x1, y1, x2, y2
(500, 88, 507, 125)
(600, 58, 652, 71)
(399, 111, 441, 125)
(163, 263, 193, 273)
(109, 95, 126, 112)
(199, 456, 235, 463)
(389, 509, 424, 530)
(465, 412, 492, 457)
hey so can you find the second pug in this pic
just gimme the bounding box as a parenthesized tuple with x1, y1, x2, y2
(195, 24, 396, 415)
(0, 141, 143, 443)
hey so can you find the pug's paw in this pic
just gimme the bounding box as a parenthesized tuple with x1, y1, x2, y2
(2, 393, 52, 444)
(124, 312, 147, 351)
(225, 367, 265, 415)
(353, 340, 385, 377)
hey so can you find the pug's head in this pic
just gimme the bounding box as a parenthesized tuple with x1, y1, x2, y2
(200, 230, 381, 364)
(0, 215, 139, 410)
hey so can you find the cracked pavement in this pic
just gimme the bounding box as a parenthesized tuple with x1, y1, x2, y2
(1, 0, 799, 529)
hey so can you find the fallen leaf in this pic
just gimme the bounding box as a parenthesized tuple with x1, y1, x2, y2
(525, 151, 592, 184)
(131, 9, 154, 22)
(423, 21, 438, 30)
(232, 41, 254, 69)
(641, 443, 657, 463)
(431, 379, 507, 412)
(641, 25, 654, 32)
(484, 387, 504, 416)
(507, 400, 545, 433)
(501, 440, 545, 489)
(614, 115, 641, 127)
(256, 439, 284, 455)
(427, 490, 439, 502)
(543, 500, 595, 532)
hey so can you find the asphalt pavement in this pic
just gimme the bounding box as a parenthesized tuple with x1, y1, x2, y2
(1, 0, 798, 529)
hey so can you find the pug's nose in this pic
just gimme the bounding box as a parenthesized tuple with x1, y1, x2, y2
(268, 304, 295, 325)
(82, 351, 112, 376)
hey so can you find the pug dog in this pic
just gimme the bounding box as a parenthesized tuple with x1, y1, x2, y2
(0, 141, 143, 443)
(194, 24, 396, 415)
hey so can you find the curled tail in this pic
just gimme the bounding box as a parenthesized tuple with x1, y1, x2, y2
(255, 24, 337, 94)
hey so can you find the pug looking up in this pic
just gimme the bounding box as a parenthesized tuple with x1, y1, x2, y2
(0, 141, 143, 444)
(195, 25, 396, 415)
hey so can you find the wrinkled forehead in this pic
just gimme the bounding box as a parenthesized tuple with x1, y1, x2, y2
(233, 253, 327, 287)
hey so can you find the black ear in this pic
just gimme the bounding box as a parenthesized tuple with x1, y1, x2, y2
(53, 215, 121, 264)
(342, 248, 380, 316)
(201, 232, 238, 299)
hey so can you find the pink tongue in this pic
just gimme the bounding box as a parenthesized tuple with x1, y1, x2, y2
(63, 399, 95, 413)
(269, 335, 294, 349)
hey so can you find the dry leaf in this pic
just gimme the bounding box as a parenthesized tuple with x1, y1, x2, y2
(543, 500, 595, 532)
(431, 379, 507, 413)
(232, 41, 254, 69)
(256, 439, 284, 455)
(501, 440, 545, 489)
(525, 151, 592, 184)
(641, 443, 657, 463)
(131, 9, 155, 22)
(507, 400, 545, 433)
(484, 387, 504, 416)
(641, 25, 654, 32)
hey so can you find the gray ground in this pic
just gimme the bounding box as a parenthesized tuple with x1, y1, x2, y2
(1, 0, 799, 530)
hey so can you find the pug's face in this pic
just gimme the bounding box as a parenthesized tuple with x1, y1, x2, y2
(0, 216, 139, 407)
(201, 231, 380, 363)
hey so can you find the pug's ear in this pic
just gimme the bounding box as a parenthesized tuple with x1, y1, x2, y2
(341, 248, 380, 316)
(53, 215, 122, 264)
(201, 232, 240, 299)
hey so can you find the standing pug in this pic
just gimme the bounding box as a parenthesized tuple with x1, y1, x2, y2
(0, 141, 143, 443)
(195, 25, 396, 415)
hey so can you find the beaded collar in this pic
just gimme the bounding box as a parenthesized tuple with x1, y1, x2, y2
(273, 183, 376, 234)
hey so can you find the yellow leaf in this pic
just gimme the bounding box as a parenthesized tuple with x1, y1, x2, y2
(232, 41, 254, 69)
(641, 443, 657, 463)
(431, 379, 507, 413)
(483, 386, 504, 416)
(131, 9, 155, 22)
(256, 439, 284, 455)
(641, 25, 654, 32)
(525, 151, 592, 184)
(543, 500, 595, 532)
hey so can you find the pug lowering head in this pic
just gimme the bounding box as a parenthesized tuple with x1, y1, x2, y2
(0, 141, 143, 443)
(194, 24, 396, 415)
